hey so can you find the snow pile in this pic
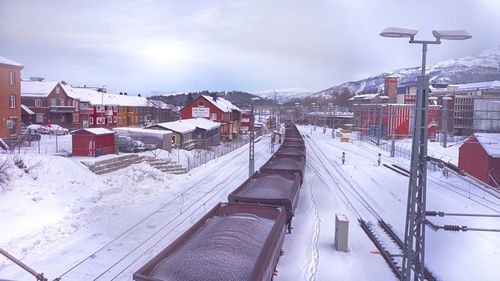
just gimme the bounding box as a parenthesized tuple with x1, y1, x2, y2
(0, 152, 173, 269)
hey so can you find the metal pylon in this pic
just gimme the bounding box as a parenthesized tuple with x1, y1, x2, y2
(401, 75, 429, 281)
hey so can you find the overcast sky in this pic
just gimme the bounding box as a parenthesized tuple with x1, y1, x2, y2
(1, 0, 499, 95)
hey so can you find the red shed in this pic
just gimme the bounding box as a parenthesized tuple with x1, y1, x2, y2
(458, 133, 500, 187)
(71, 128, 116, 157)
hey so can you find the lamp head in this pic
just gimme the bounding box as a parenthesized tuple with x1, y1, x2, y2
(432, 30, 472, 40)
(380, 27, 418, 38)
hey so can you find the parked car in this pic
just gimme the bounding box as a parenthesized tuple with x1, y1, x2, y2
(38, 124, 69, 135)
(27, 124, 43, 133)
(117, 136, 146, 153)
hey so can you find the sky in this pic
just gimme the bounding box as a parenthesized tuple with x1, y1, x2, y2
(1, 0, 500, 95)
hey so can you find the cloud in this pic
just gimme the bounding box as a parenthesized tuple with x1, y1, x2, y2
(0, 0, 499, 94)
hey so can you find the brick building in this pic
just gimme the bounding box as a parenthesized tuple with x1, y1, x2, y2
(21, 78, 78, 129)
(180, 95, 242, 141)
(0, 56, 23, 143)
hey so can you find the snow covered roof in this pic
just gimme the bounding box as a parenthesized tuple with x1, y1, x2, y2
(0, 56, 22, 67)
(107, 94, 149, 107)
(182, 118, 221, 130)
(452, 81, 500, 91)
(21, 80, 59, 97)
(474, 133, 500, 157)
(72, 128, 115, 135)
(63, 86, 149, 106)
(148, 120, 196, 133)
(202, 95, 242, 113)
(20, 104, 34, 114)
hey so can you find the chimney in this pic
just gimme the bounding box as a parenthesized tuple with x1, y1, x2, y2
(60, 80, 67, 85)
(384, 76, 398, 103)
(124, 92, 128, 96)
(30, 77, 44, 82)
(138, 94, 141, 97)
(119, 92, 123, 95)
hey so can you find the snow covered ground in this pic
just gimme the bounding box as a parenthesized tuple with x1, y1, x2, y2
(1, 128, 499, 281)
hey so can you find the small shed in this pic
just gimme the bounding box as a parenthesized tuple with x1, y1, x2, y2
(458, 133, 500, 187)
(146, 120, 196, 150)
(71, 128, 116, 157)
(113, 127, 173, 152)
(182, 118, 221, 149)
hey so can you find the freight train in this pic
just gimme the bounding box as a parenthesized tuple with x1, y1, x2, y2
(133, 122, 306, 281)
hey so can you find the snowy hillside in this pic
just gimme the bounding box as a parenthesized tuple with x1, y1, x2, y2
(318, 46, 500, 96)
(253, 88, 316, 103)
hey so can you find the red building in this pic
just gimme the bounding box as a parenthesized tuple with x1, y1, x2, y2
(71, 128, 116, 157)
(0, 56, 23, 143)
(239, 113, 254, 135)
(21, 78, 78, 128)
(180, 95, 242, 141)
(359, 104, 440, 139)
(64, 86, 118, 128)
(458, 133, 500, 187)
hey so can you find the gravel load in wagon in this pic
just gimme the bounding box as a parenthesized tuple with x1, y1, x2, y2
(283, 137, 304, 145)
(280, 141, 306, 150)
(275, 147, 306, 158)
(259, 155, 305, 181)
(133, 203, 287, 281)
(228, 172, 300, 225)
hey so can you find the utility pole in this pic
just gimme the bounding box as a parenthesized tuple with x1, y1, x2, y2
(391, 107, 396, 157)
(249, 102, 255, 177)
(377, 104, 383, 146)
(442, 96, 451, 148)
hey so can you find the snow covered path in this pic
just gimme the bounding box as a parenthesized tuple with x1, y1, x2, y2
(276, 126, 500, 281)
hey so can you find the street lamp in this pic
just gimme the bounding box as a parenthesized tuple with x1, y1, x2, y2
(380, 27, 471, 281)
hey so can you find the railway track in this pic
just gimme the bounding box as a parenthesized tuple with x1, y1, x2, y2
(56, 141, 274, 281)
(302, 131, 438, 281)
(353, 139, 500, 213)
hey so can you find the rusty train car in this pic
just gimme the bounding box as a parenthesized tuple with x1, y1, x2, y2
(133, 122, 306, 281)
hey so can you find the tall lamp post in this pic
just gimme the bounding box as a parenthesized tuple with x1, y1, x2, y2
(380, 27, 471, 281)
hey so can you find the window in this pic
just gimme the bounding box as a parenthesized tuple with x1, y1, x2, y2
(90, 117, 94, 125)
(60, 99, 65, 106)
(73, 113, 79, 122)
(50, 98, 57, 106)
(113, 116, 117, 123)
(8, 72, 15, 85)
(36, 113, 44, 123)
(9, 95, 15, 108)
(7, 118, 17, 135)
(107, 116, 112, 124)
(210, 113, 217, 120)
(35, 99, 42, 107)
(198, 101, 205, 106)
(55, 87, 60, 94)
(6, 119, 14, 129)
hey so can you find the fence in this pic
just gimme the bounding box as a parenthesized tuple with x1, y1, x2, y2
(172, 136, 250, 171)
(356, 139, 449, 174)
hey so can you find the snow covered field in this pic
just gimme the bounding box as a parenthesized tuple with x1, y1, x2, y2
(1, 128, 499, 281)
